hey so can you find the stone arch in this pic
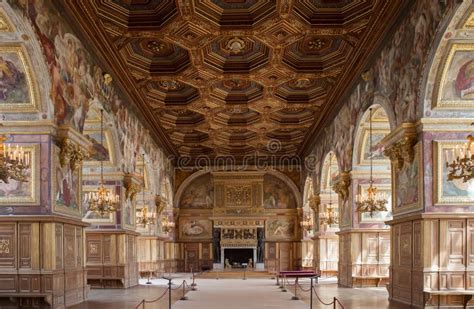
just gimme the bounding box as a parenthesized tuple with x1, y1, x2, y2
(174, 169, 210, 209)
(265, 170, 302, 209)
(352, 104, 392, 171)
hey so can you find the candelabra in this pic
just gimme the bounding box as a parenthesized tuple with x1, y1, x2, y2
(137, 207, 156, 227)
(320, 204, 338, 226)
(136, 162, 156, 227)
(446, 132, 474, 182)
(300, 212, 313, 232)
(0, 137, 30, 183)
(355, 108, 388, 217)
(161, 216, 175, 233)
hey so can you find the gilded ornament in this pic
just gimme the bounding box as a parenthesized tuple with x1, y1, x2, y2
(59, 138, 85, 172)
(332, 173, 351, 202)
(124, 176, 140, 202)
(225, 37, 246, 54)
(0, 239, 10, 254)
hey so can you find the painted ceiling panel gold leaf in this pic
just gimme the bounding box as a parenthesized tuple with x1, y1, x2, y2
(62, 0, 409, 164)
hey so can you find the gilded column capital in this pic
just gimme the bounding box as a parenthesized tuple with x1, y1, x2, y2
(58, 138, 86, 172)
(332, 172, 351, 202)
(309, 194, 320, 213)
(155, 195, 166, 215)
(123, 173, 141, 202)
(382, 122, 417, 171)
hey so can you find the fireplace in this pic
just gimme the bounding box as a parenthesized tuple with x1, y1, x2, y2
(224, 248, 253, 267)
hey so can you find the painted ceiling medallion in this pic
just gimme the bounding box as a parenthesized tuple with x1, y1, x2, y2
(159, 80, 181, 91)
(147, 40, 166, 53)
(225, 37, 246, 54)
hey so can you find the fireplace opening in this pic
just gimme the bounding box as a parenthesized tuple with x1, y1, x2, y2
(224, 248, 253, 268)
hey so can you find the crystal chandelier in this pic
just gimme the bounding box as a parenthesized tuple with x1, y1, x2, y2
(446, 127, 474, 182)
(161, 216, 175, 233)
(320, 153, 338, 226)
(136, 162, 155, 227)
(84, 109, 119, 216)
(356, 108, 388, 217)
(300, 212, 313, 232)
(0, 136, 30, 183)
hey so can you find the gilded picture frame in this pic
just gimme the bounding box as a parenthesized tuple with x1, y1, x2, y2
(434, 140, 474, 205)
(52, 144, 82, 217)
(0, 144, 39, 205)
(179, 217, 212, 240)
(122, 193, 136, 230)
(0, 45, 39, 112)
(265, 217, 297, 241)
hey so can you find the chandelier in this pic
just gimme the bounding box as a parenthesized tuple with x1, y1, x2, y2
(137, 207, 156, 227)
(356, 108, 388, 217)
(161, 216, 175, 233)
(84, 109, 119, 216)
(320, 153, 338, 226)
(446, 127, 474, 182)
(300, 212, 313, 232)
(136, 162, 155, 227)
(0, 137, 30, 183)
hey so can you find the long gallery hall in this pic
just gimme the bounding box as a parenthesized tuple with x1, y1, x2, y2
(0, 0, 473, 308)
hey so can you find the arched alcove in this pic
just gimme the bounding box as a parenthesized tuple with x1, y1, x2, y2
(314, 151, 340, 277)
(352, 104, 392, 224)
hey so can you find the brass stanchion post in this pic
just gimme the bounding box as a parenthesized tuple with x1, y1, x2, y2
(310, 277, 313, 309)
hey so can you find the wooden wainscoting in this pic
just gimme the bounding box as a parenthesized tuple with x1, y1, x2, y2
(85, 230, 139, 289)
(0, 216, 88, 309)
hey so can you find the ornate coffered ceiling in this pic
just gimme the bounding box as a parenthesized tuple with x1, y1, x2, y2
(61, 0, 409, 164)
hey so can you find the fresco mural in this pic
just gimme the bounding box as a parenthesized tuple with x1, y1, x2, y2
(11, 0, 172, 177)
(84, 131, 110, 162)
(309, 0, 445, 172)
(263, 174, 296, 209)
(179, 218, 212, 239)
(54, 146, 80, 214)
(362, 131, 387, 162)
(395, 144, 420, 209)
(266, 218, 295, 240)
(0, 48, 29, 104)
(437, 45, 474, 106)
(123, 198, 134, 228)
(180, 173, 213, 209)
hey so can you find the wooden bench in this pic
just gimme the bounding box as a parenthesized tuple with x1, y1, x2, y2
(423, 290, 474, 308)
(353, 275, 387, 287)
(276, 271, 320, 285)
